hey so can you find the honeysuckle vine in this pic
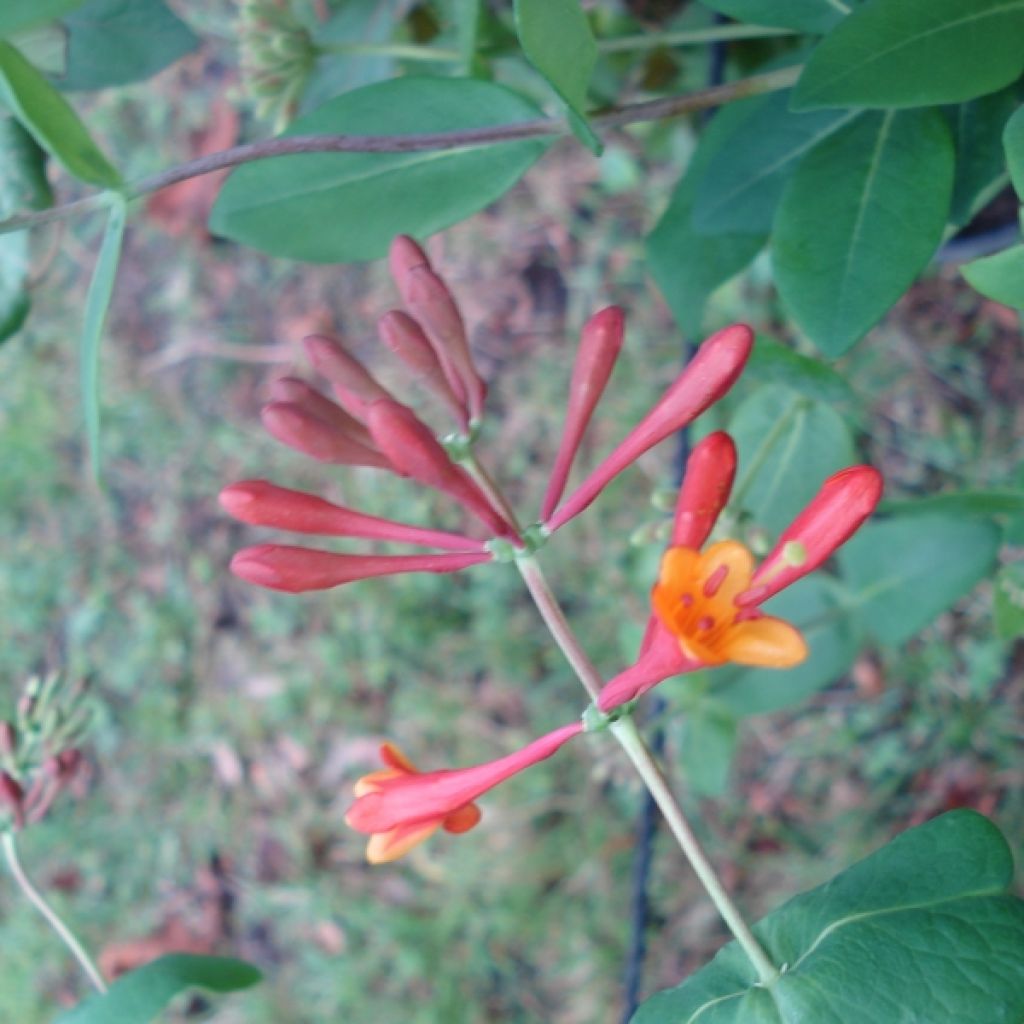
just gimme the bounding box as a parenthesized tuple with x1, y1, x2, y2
(220, 235, 883, 989)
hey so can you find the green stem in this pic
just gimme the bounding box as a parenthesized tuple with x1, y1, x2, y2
(597, 24, 796, 53)
(315, 41, 462, 62)
(2, 831, 107, 994)
(514, 555, 778, 985)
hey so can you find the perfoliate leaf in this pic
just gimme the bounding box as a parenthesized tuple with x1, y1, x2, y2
(693, 90, 857, 235)
(699, 0, 848, 33)
(210, 77, 549, 263)
(744, 337, 857, 407)
(962, 244, 1024, 309)
(772, 109, 954, 356)
(793, 0, 1024, 110)
(0, 0, 83, 39)
(56, 0, 199, 91)
(54, 954, 262, 1024)
(514, 0, 600, 153)
(634, 811, 1024, 1023)
(0, 40, 119, 186)
(646, 98, 767, 336)
(728, 384, 855, 536)
(838, 514, 1000, 647)
(881, 490, 1024, 520)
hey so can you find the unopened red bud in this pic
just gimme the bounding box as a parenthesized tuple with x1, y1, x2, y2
(231, 544, 491, 593)
(365, 399, 514, 538)
(547, 324, 753, 532)
(0, 722, 16, 758)
(220, 480, 485, 551)
(270, 377, 376, 449)
(671, 432, 737, 549)
(388, 234, 431, 285)
(261, 402, 392, 470)
(56, 749, 83, 779)
(302, 334, 393, 417)
(0, 772, 24, 828)
(541, 306, 625, 521)
(378, 311, 468, 428)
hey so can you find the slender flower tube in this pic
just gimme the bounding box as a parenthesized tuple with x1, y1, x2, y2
(366, 398, 517, 538)
(545, 324, 753, 533)
(388, 236, 487, 422)
(346, 722, 583, 863)
(303, 333, 394, 420)
(260, 401, 392, 469)
(598, 448, 883, 711)
(269, 376, 377, 450)
(378, 310, 469, 429)
(220, 480, 487, 551)
(230, 544, 491, 593)
(540, 306, 625, 521)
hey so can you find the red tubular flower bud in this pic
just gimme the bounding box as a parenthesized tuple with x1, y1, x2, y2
(346, 722, 583, 863)
(269, 377, 376, 449)
(261, 402, 392, 470)
(546, 324, 753, 532)
(302, 334, 394, 419)
(540, 306, 625, 521)
(365, 399, 516, 538)
(671, 431, 737, 548)
(220, 480, 486, 552)
(378, 311, 469, 429)
(388, 233, 431, 283)
(230, 544, 491, 593)
(0, 721, 16, 758)
(738, 465, 884, 607)
(0, 772, 24, 828)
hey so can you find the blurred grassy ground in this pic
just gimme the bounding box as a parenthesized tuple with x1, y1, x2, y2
(1, 21, 1023, 1024)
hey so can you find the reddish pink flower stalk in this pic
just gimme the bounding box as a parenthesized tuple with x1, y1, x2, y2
(220, 480, 486, 552)
(545, 324, 754, 533)
(346, 722, 583, 863)
(597, 439, 882, 712)
(388, 236, 487, 423)
(230, 544, 491, 593)
(377, 310, 469, 429)
(261, 401, 391, 469)
(303, 334, 394, 420)
(366, 398, 517, 539)
(540, 306, 625, 521)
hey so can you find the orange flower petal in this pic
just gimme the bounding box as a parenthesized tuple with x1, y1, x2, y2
(657, 546, 701, 589)
(380, 742, 417, 773)
(720, 616, 807, 668)
(442, 802, 482, 834)
(366, 820, 441, 864)
(695, 540, 754, 605)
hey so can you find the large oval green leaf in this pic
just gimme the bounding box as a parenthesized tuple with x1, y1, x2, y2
(962, 243, 1024, 308)
(0, 40, 120, 186)
(210, 77, 550, 263)
(793, 0, 1024, 110)
(634, 811, 1024, 1023)
(838, 514, 1000, 647)
(54, 954, 262, 1024)
(0, 0, 84, 39)
(772, 109, 953, 356)
(699, 0, 846, 34)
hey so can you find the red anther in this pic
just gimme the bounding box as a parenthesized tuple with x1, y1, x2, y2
(695, 616, 715, 632)
(703, 564, 730, 598)
(230, 544, 491, 593)
(680, 593, 694, 608)
(261, 402, 392, 470)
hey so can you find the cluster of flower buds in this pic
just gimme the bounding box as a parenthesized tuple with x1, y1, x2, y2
(222, 236, 883, 863)
(238, 0, 318, 130)
(0, 673, 91, 832)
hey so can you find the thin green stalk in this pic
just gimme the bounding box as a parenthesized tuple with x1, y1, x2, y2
(597, 24, 795, 53)
(315, 41, 462, 62)
(514, 554, 778, 986)
(2, 832, 107, 994)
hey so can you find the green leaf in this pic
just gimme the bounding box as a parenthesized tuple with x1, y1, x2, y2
(714, 576, 858, 716)
(693, 90, 857, 234)
(745, 336, 857, 406)
(54, 954, 262, 1024)
(0, 0, 84, 38)
(80, 194, 126, 480)
(962, 243, 1024, 308)
(728, 384, 855, 536)
(773, 109, 954, 356)
(56, 0, 199, 91)
(699, 0, 845, 34)
(210, 76, 549, 263)
(634, 811, 1024, 1023)
(678, 702, 738, 797)
(838, 514, 1000, 647)
(646, 98, 767, 336)
(994, 562, 1024, 640)
(0, 40, 119, 186)
(881, 489, 1024, 519)
(793, 0, 1024, 110)
(0, 115, 52, 342)
(1006, 103, 1024, 196)
(948, 86, 1021, 226)
(514, 0, 600, 154)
